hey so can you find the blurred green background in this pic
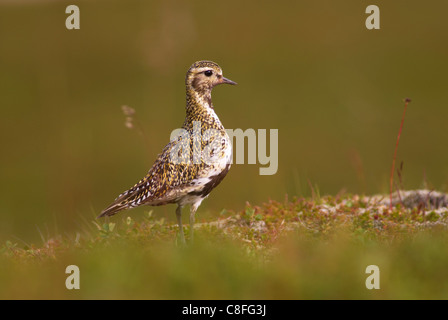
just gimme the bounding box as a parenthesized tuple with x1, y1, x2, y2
(1, 0, 447, 243)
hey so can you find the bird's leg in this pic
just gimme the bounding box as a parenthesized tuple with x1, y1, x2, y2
(176, 205, 186, 245)
(189, 204, 199, 244)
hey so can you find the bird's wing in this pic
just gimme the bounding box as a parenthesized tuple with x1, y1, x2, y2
(98, 138, 202, 217)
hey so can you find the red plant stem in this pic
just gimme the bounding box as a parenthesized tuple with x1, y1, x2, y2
(389, 99, 411, 210)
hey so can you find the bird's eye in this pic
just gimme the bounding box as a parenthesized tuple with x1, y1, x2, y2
(204, 70, 213, 77)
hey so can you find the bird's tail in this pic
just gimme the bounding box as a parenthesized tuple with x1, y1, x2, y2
(97, 189, 135, 218)
(98, 201, 129, 218)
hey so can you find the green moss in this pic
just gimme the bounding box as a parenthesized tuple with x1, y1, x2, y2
(1, 194, 448, 299)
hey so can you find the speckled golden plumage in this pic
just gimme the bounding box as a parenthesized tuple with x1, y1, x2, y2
(99, 61, 236, 243)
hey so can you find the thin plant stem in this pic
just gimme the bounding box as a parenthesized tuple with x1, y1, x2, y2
(389, 98, 411, 210)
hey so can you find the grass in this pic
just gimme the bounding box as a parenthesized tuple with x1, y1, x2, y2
(389, 98, 411, 210)
(1, 191, 448, 299)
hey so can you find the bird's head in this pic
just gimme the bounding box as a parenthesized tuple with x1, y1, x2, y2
(185, 60, 237, 96)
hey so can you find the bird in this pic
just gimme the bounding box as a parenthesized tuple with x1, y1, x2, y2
(99, 60, 236, 244)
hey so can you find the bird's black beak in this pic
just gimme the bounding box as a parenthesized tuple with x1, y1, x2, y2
(219, 76, 237, 85)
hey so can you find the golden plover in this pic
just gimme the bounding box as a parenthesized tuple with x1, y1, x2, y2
(99, 60, 236, 244)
